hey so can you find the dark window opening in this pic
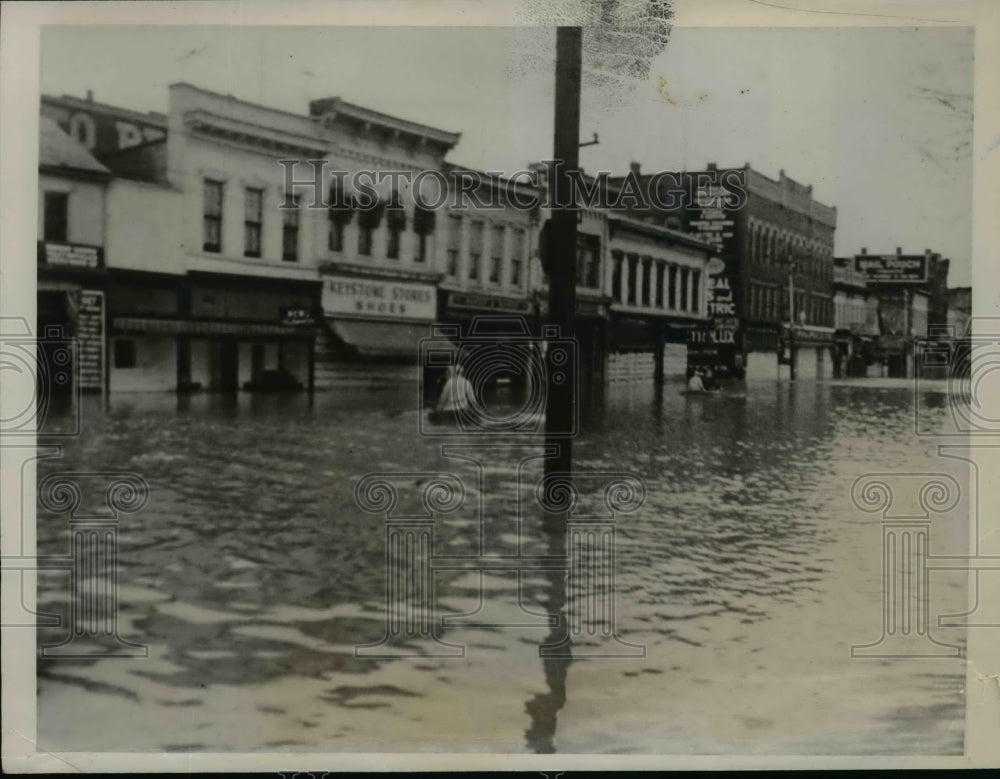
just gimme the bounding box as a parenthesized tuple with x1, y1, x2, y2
(244, 188, 263, 258)
(386, 209, 405, 260)
(43, 192, 69, 243)
(282, 196, 300, 262)
(203, 180, 223, 253)
(114, 339, 137, 369)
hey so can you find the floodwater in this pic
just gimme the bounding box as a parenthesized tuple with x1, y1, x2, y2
(34, 377, 970, 755)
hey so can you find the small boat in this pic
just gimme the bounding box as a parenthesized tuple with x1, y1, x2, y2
(679, 388, 723, 396)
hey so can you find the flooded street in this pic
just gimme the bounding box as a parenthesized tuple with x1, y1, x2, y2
(36, 378, 968, 754)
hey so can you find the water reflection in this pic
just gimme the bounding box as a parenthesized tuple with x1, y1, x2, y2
(34, 377, 967, 754)
(524, 521, 571, 754)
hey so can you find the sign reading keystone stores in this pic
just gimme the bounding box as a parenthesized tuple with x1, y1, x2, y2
(322, 276, 436, 321)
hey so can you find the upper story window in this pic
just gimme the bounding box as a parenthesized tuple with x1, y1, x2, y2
(509, 227, 526, 288)
(386, 208, 406, 260)
(413, 205, 435, 264)
(43, 191, 68, 242)
(446, 215, 462, 277)
(357, 198, 384, 258)
(576, 234, 601, 289)
(611, 251, 623, 303)
(468, 220, 484, 281)
(640, 257, 652, 307)
(691, 270, 701, 314)
(328, 182, 352, 253)
(282, 195, 300, 262)
(655, 262, 665, 308)
(489, 224, 504, 284)
(203, 179, 223, 253)
(244, 188, 263, 258)
(626, 255, 638, 305)
(679, 266, 690, 311)
(668, 264, 678, 309)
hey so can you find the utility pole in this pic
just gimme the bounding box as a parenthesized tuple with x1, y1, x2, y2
(545, 27, 582, 478)
(787, 256, 797, 381)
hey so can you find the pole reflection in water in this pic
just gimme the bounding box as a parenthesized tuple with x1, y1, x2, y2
(524, 515, 571, 754)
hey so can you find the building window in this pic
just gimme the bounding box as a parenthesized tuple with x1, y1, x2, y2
(413, 204, 435, 264)
(447, 215, 461, 277)
(668, 265, 677, 309)
(679, 267, 689, 311)
(640, 257, 652, 307)
(627, 255, 638, 305)
(113, 338, 137, 369)
(576, 234, 600, 289)
(358, 222, 373, 256)
(655, 262, 665, 308)
(691, 270, 700, 314)
(328, 181, 352, 253)
(329, 216, 346, 253)
(282, 196, 300, 262)
(612, 251, 623, 302)
(203, 179, 223, 253)
(489, 224, 504, 284)
(244, 188, 263, 258)
(386, 208, 405, 260)
(468, 220, 484, 281)
(357, 198, 384, 257)
(43, 191, 69, 242)
(510, 228, 526, 287)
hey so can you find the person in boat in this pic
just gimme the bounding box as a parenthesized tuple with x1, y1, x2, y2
(687, 368, 707, 393)
(702, 366, 719, 392)
(431, 363, 475, 424)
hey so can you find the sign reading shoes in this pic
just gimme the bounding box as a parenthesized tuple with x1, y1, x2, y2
(322, 276, 437, 321)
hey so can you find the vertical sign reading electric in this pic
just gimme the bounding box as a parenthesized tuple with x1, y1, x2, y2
(685, 170, 745, 378)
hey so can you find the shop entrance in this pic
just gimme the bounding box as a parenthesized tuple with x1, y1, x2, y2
(209, 340, 240, 392)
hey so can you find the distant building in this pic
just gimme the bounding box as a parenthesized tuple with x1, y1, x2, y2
(853, 247, 951, 378)
(615, 162, 837, 380)
(37, 114, 111, 396)
(833, 256, 881, 377)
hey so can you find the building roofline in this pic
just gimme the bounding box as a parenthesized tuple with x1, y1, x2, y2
(42, 93, 167, 126)
(169, 81, 320, 124)
(442, 162, 542, 194)
(311, 96, 461, 147)
(607, 213, 717, 253)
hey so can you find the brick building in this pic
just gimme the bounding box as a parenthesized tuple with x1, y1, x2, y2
(618, 162, 837, 380)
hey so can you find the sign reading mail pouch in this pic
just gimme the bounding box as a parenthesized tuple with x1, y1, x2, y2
(855, 255, 927, 283)
(322, 276, 437, 321)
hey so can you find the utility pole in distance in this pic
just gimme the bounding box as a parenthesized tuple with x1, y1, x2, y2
(787, 254, 797, 381)
(545, 27, 582, 478)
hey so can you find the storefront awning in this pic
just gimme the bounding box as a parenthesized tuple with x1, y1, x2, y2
(326, 317, 433, 358)
(112, 317, 313, 337)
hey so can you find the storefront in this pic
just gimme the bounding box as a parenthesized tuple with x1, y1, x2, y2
(318, 273, 438, 387)
(107, 270, 319, 392)
(37, 240, 108, 397)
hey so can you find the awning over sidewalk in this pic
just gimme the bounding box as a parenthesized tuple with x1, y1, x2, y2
(326, 317, 432, 358)
(112, 317, 313, 337)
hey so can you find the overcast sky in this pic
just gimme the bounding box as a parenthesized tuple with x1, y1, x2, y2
(41, 24, 973, 285)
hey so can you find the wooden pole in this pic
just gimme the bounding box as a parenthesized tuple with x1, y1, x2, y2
(545, 27, 582, 477)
